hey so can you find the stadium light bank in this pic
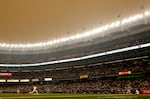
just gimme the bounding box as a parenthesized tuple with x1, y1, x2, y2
(0, 11, 149, 50)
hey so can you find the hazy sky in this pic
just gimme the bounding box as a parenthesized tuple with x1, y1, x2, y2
(0, 0, 150, 44)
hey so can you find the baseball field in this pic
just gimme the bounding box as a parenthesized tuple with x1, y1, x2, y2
(0, 93, 149, 99)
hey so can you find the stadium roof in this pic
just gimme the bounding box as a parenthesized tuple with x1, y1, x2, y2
(0, 0, 150, 48)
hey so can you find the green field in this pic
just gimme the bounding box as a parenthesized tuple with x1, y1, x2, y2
(0, 93, 149, 99)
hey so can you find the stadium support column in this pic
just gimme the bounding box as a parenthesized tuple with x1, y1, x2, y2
(140, 5, 148, 24)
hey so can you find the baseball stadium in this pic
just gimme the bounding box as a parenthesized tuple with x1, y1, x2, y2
(0, 0, 149, 99)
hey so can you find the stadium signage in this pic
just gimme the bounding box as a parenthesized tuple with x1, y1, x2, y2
(0, 80, 6, 82)
(7, 79, 19, 82)
(118, 71, 131, 75)
(44, 78, 52, 81)
(141, 90, 150, 94)
(20, 79, 30, 82)
(118, 74, 145, 79)
(80, 75, 88, 79)
(0, 73, 12, 76)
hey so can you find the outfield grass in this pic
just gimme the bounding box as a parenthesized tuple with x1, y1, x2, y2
(0, 93, 149, 99)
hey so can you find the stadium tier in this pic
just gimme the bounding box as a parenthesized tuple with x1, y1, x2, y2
(0, 44, 149, 94)
(0, 22, 150, 64)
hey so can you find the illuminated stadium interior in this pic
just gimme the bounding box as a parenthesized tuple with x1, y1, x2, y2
(0, 0, 149, 98)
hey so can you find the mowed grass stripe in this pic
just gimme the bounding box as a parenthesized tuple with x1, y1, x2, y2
(0, 94, 150, 99)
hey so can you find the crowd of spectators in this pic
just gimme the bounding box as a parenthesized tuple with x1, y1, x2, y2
(0, 78, 149, 94)
(0, 58, 149, 94)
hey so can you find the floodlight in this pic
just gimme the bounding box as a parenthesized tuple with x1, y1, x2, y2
(122, 18, 128, 25)
(69, 35, 76, 40)
(102, 25, 109, 31)
(60, 37, 68, 42)
(110, 22, 115, 28)
(10, 44, 15, 48)
(18, 44, 23, 48)
(47, 41, 53, 45)
(75, 34, 81, 39)
(82, 31, 90, 36)
(138, 14, 144, 18)
(14, 44, 18, 48)
(1, 43, 6, 47)
(115, 21, 120, 26)
(43, 42, 47, 46)
(6, 44, 10, 47)
(91, 28, 103, 34)
(145, 11, 150, 16)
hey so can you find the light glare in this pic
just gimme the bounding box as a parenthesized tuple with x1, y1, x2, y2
(145, 11, 150, 16)
(0, 10, 149, 50)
